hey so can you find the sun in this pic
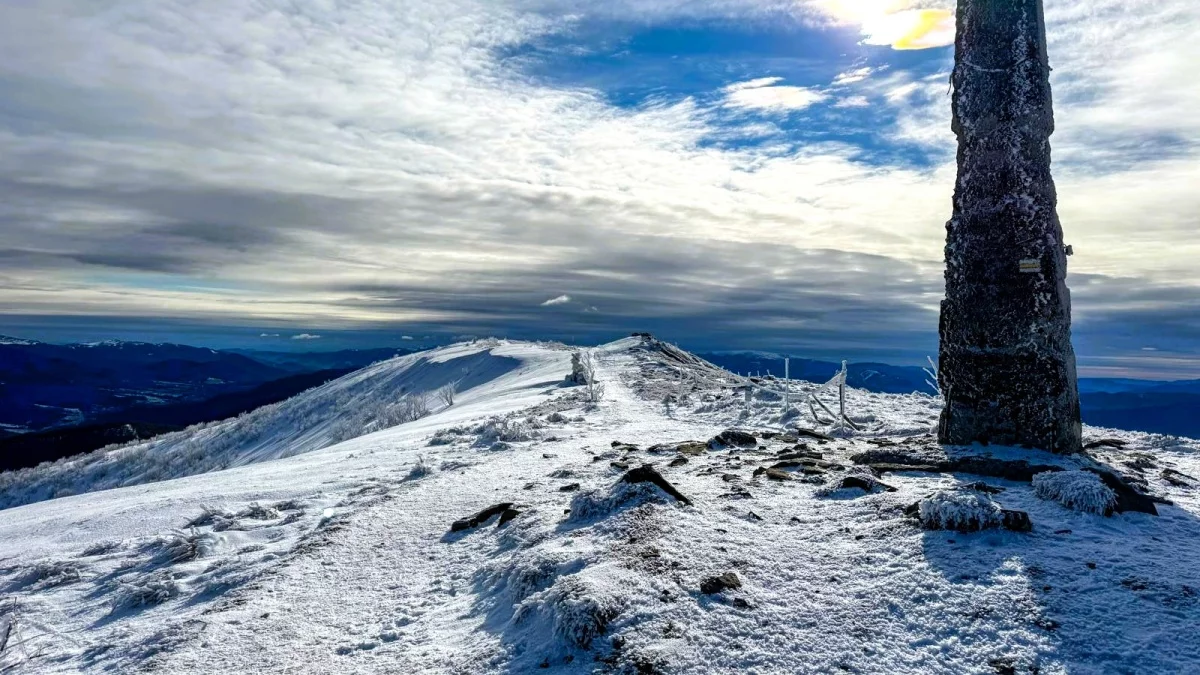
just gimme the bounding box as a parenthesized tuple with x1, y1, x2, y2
(816, 0, 956, 50)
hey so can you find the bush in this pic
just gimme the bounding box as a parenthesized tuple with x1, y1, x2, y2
(1033, 470, 1117, 515)
(110, 571, 181, 613)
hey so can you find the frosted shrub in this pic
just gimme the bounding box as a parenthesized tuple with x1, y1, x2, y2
(918, 490, 1003, 531)
(475, 417, 536, 446)
(238, 502, 281, 521)
(110, 571, 181, 613)
(1033, 470, 1117, 516)
(405, 455, 434, 481)
(20, 559, 84, 589)
(187, 505, 237, 531)
(152, 529, 219, 565)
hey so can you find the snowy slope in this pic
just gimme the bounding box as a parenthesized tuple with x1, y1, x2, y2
(0, 340, 537, 510)
(2, 337, 1199, 674)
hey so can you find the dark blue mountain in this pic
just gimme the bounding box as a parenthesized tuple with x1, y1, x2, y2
(0, 336, 286, 432)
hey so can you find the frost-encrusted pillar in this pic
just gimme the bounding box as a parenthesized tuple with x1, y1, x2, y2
(937, 0, 1081, 453)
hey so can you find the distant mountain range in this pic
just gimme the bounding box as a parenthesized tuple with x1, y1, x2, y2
(0, 337, 1195, 472)
(0, 335, 415, 469)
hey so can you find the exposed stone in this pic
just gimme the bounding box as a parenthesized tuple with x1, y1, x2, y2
(851, 448, 1065, 482)
(620, 465, 692, 506)
(450, 503, 515, 532)
(793, 428, 835, 442)
(1163, 468, 1197, 488)
(838, 476, 897, 493)
(668, 456, 689, 467)
(777, 449, 822, 461)
(1083, 438, 1128, 451)
(610, 461, 631, 471)
(674, 441, 709, 456)
(708, 430, 758, 449)
(963, 481, 1006, 494)
(938, 0, 1082, 454)
(762, 468, 792, 481)
(559, 483, 581, 492)
(868, 463, 944, 475)
(700, 572, 742, 595)
(1082, 468, 1158, 515)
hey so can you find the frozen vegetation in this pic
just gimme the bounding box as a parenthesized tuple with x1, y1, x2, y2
(1033, 470, 1119, 516)
(1, 336, 1198, 673)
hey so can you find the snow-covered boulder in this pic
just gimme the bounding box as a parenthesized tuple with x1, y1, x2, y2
(1032, 470, 1117, 516)
(916, 490, 1004, 531)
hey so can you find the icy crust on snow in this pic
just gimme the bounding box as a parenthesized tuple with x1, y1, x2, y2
(918, 490, 1004, 531)
(1033, 470, 1118, 516)
(2, 337, 1200, 674)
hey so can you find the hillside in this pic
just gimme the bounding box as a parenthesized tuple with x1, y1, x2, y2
(1, 337, 1198, 673)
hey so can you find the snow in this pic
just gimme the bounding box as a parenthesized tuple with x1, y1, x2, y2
(1032, 470, 1118, 516)
(2, 336, 1200, 673)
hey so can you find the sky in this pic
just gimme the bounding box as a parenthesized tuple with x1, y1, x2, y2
(0, 0, 1197, 377)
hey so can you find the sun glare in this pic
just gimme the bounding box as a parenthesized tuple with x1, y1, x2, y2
(818, 0, 956, 50)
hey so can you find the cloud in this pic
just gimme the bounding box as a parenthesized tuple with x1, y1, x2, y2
(0, 0, 1195, 374)
(540, 294, 571, 306)
(291, 333, 321, 340)
(833, 95, 871, 108)
(259, 333, 280, 337)
(832, 66, 878, 86)
(722, 78, 828, 111)
(401, 335, 415, 340)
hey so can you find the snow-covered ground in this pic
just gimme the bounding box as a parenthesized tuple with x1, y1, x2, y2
(2, 336, 1199, 674)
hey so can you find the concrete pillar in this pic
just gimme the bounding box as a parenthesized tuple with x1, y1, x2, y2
(938, 0, 1082, 453)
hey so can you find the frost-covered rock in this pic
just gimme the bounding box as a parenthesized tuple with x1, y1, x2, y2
(513, 569, 624, 650)
(916, 491, 1004, 532)
(568, 481, 670, 522)
(1033, 470, 1117, 516)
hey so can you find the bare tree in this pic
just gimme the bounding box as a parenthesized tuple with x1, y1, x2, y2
(437, 383, 456, 407)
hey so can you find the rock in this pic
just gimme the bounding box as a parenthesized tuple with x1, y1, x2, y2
(763, 468, 791, 481)
(963, 481, 1005, 494)
(793, 428, 835, 442)
(905, 492, 1031, 533)
(674, 441, 709, 456)
(620, 465, 692, 506)
(777, 449, 822, 461)
(668, 456, 688, 467)
(559, 483, 581, 492)
(708, 429, 758, 449)
(700, 572, 742, 595)
(838, 476, 897, 493)
(868, 463, 944, 475)
(1000, 509, 1032, 532)
(850, 448, 1066, 482)
(721, 473, 741, 482)
(1083, 438, 1128, 450)
(610, 461, 631, 471)
(1081, 468, 1158, 515)
(451, 503, 515, 532)
(1162, 468, 1196, 488)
